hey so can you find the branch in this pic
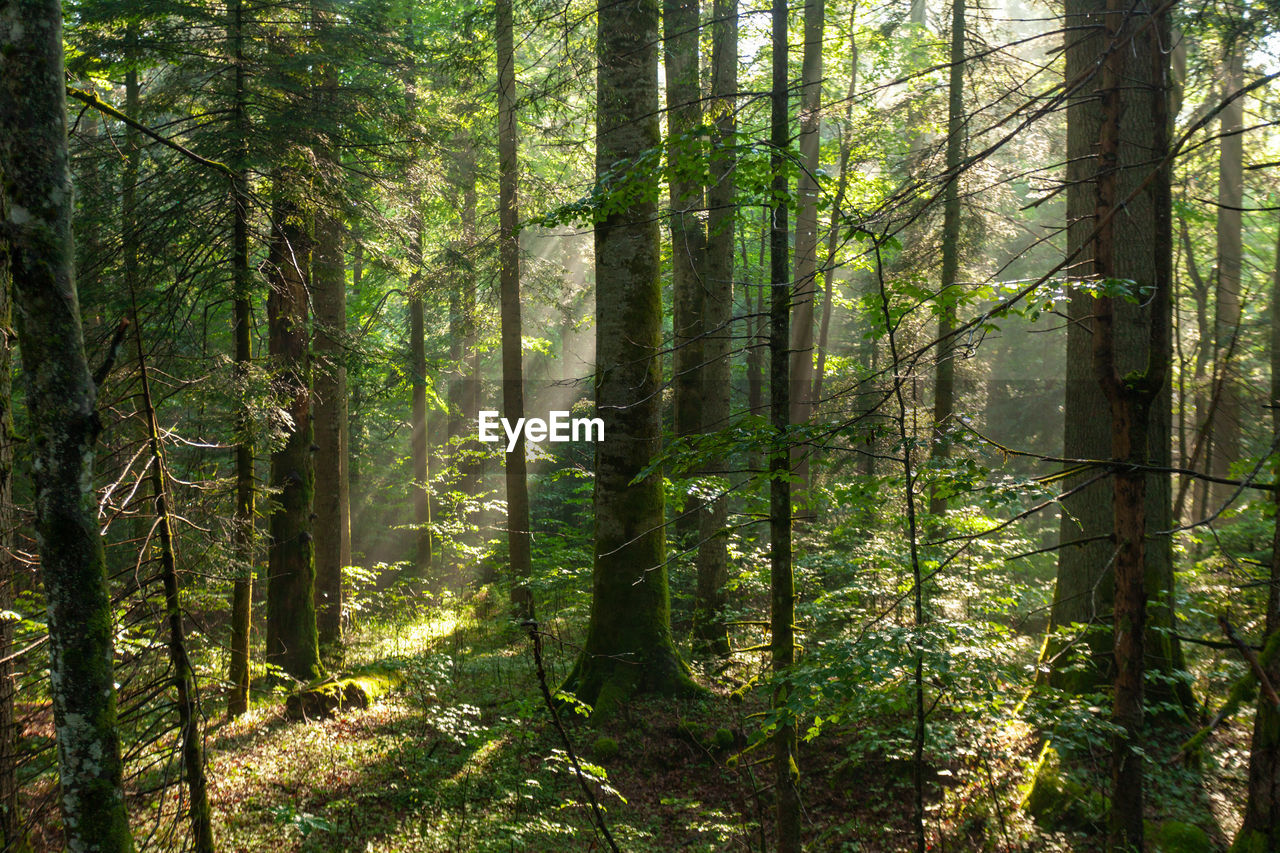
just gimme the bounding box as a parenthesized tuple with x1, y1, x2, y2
(66, 86, 234, 179)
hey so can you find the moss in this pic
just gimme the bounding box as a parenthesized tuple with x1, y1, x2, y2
(592, 736, 619, 760)
(1149, 821, 1212, 853)
(284, 669, 400, 721)
(712, 728, 735, 750)
(1022, 745, 1105, 831)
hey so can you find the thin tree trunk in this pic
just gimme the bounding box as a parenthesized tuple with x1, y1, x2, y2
(563, 0, 695, 710)
(770, 0, 800, 845)
(0, 167, 22, 853)
(1210, 47, 1244, 511)
(693, 0, 737, 657)
(0, 3, 135, 845)
(497, 0, 533, 616)
(930, 0, 965, 519)
(410, 288, 432, 577)
(788, 0, 823, 516)
(665, 0, 706, 548)
(747, 210, 767, 477)
(1231, 216, 1280, 852)
(227, 0, 255, 718)
(313, 210, 347, 648)
(813, 3, 858, 409)
(266, 181, 323, 683)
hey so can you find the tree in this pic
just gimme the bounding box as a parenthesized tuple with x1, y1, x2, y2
(1047, 0, 1186, 713)
(692, 0, 737, 657)
(665, 0, 706, 548)
(930, 0, 965, 519)
(0, 1, 135, 847)
(1210, 45, 1244, 511)
(227, 0, 256, 718)
(0, 151, 20, 853)
(497, 0, 533, 615)
(787, 0, 823, 514)
(265, 180, 323, 683)
(1072, 0, 1173, 844)
(770, 0, 800, 846)
(1231, 217, 1280, 852)
(563, 0, 696, 710)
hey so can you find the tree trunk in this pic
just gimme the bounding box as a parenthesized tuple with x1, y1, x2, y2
(692, 0, 737, 657)
(787, 0, 823, 517)
(1048, 0, 1185, 715)
(497, 0, 533, 615)
(0, 164, 21, 853)
(0, 3, 135, 846)
(930, 0, 965, 520)
(1210, 47, 1244, 511)
(227, 0, 255, 718)
(813, 3, 858, 410)
(1083, 0, 1172, 845)
(563, 0, 695, 711)
(665, 0, 706, 549)
(1231, 217, 1280, 853)
(312, 209, 348, 648)
(266, 181, 323, 683)
(770, 0, 800, 846)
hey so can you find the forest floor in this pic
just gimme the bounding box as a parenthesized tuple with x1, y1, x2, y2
(178, 588, 1247, 851)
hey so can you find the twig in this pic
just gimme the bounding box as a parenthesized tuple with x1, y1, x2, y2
(524, 621, 621, 853)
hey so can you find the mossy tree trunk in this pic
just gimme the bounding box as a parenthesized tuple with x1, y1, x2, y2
(563, 0, 696, 710)
(497, 0, 533, 615)
(692, 0, 736, 658)
(266, 180, 323, 683)
(0, 2, 135, 847)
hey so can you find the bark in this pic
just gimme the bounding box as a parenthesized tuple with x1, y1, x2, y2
(227, 0, 255, 719)
(0, 2, 135, 846)
(312, 210, 348, 648)
(787, 0, 823, 515)
(409, 288, 432, 577)
(1048, 0, 1186, 715)
(665, 0, 706, 549)
(266, 181, 323, 683)
(563, 0, 696, 710)
(770, 0, 800, 846)
(497, 0, 533, 615)
(1231, 217, 1280, 853)
(1210, 47, 1244, 511)
(747, 209, 767, 477)
(692, 0, 737, 657)
(0, 161, 21, 852)
(1082, 0, 1172, 845)
(930, 0, 965, 519)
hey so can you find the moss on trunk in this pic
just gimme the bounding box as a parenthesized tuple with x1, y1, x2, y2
(563, 0, 698, 712)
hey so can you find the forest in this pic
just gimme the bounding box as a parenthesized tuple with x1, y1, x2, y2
(0, 0, 1278, 848)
